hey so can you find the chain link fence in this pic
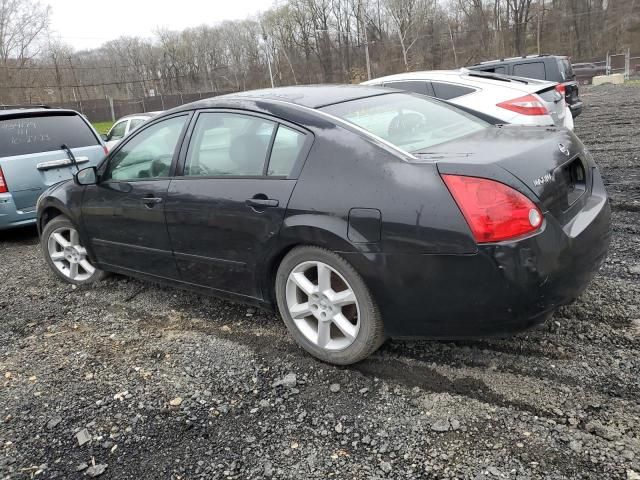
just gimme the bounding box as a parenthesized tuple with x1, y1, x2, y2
(43, 91, 235, 123)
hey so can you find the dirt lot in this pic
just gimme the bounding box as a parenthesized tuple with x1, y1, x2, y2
(1, 85, 639, 480)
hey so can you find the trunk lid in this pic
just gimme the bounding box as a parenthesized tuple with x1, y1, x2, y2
(412, 125, 594, 226)
(0, 112, 105, 210)
(464, 71, 566, 126)
(535, 85, 566, 127)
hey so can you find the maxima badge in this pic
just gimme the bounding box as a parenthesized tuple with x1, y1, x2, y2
(558, 143, 570, 156)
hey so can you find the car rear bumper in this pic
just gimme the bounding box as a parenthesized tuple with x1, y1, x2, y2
(344, 169, 611, 338)
(569, 100, 583, 117)
(0, 193, 37, 230)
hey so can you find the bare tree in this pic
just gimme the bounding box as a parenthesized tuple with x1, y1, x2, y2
(2, 0, 639, 105)
(505, 0, 534, 55)
(383, 0, 430, 71)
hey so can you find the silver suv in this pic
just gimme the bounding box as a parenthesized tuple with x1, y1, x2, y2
(0, 108, 106, 230)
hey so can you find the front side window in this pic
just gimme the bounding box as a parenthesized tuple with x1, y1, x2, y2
(103, 116, 187, 181)
(184, 113, 276, 177)
(108, 120, 127, 141)
(321, 93, 488, 152)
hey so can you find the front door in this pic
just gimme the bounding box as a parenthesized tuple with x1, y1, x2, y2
(164, 111, 310, 298)
(82, 114, 189, 279)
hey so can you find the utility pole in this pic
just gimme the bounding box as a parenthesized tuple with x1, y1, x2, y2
(262, 33, 275, 88)
(448, 22, 458, 68)
(536, 0, 544, 55)
(359, 0, 372, 80)
(67, 56, 84, 114)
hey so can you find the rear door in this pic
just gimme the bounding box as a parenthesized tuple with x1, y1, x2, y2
(82, 114, 190, 278)
(0, 112, 104, 211)
(165, 110, 312, 298)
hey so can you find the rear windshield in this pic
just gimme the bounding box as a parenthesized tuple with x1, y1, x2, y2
(0, 114, 99, 157)
(321, 93, 488, 152)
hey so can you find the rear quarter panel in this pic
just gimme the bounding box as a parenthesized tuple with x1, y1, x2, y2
(282, 122, 476, 257)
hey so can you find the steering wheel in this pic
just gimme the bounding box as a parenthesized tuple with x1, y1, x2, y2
(187, 163, 214, 176)
(388, 112, 427, 138)
(150, 156, 171, 177)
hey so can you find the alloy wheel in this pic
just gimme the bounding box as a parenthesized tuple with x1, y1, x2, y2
(285, 261, 360, 351)
(47, 226, 96, 282)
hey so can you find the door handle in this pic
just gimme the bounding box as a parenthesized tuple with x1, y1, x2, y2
(246, 197, 279, 208)
(141, 196, 163, 206)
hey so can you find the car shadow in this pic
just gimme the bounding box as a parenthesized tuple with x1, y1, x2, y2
(1, 225, 39, 244)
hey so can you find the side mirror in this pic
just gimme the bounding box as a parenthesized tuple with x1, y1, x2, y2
(74, 166, 98, 186)
(100, 133, 109, 141)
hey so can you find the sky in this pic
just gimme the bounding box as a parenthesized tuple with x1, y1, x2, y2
(46, 0, 274, 51)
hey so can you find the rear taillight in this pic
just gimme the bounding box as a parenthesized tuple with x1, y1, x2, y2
(103, 145, 109, 155)
(0, 167, 7, 193)
(555, 83, 566, 95)
(496, 94, 549, 116)
(441, 174, 543, 243)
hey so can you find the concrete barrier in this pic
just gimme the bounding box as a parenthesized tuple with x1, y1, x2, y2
(592, 73, 625, 86)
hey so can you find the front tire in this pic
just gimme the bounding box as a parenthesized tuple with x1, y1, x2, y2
(275, 246, 385, 365)
(41, 216, 106, 285)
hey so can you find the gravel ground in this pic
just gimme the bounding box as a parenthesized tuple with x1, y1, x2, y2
(1, 85, 639, 480)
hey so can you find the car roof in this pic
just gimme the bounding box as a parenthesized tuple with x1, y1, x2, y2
(186, 85, 395, 110)
(0, 108, 81, 120)
(365, 70, 466, 82)
(117, 111, 160, 121)
(471, 54, 566, 66)
(363, 69, 555, 90)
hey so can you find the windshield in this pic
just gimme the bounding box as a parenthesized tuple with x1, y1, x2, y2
(321, 93, 488, 152)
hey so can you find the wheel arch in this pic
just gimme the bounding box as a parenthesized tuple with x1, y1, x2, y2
(37, 197, 78, 236)
(260, 221, 360, 307)
(39, 206, 65, 234)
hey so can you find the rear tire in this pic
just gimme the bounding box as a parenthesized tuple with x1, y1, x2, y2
(41, 216, 106, 285)
(275, 246, 385, 365)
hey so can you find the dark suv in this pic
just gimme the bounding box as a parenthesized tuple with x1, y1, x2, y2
(467, 55, 583, 118)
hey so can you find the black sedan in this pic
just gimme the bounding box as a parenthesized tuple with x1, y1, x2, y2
(37, 86, 611, 364)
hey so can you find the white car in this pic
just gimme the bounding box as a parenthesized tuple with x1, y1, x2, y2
(362, 69, 573, 130)
(103, 111, 163, 151)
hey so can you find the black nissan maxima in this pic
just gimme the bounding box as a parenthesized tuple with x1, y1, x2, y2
(37, 85, 611, 364)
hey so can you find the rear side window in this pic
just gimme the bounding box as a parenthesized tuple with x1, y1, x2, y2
(267, 125, 306, 176)
(184, 112, 276, 177)
(513, 62, 546, 80)
(384, 80, 431, 96)
(478, 66, 506, 74)
(431, 82, 476, 100)
(0, 114, 99, 157)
